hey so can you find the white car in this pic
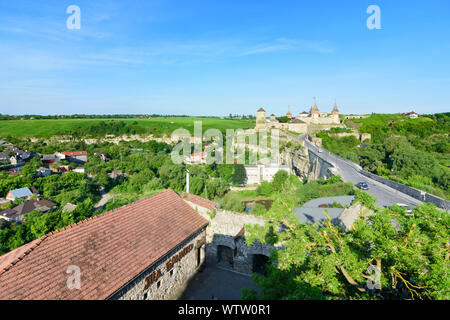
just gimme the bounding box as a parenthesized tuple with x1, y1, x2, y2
(318, 149, 323, 153)
(396, 203, 413, 216)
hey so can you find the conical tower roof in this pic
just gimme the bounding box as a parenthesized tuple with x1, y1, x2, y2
(332, 101, 339, 113)
(311, 99, 319, 113)
(257, 107, 266, 112)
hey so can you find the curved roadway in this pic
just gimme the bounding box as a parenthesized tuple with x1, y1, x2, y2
(300, 135, 422, 209)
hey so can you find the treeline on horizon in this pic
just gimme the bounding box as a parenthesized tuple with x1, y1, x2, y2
(0, 113, 256, 120)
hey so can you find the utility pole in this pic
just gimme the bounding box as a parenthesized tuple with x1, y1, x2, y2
(186, 168, 190, 194)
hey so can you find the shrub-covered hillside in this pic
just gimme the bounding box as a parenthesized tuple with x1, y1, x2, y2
(317, 113, 450, 199)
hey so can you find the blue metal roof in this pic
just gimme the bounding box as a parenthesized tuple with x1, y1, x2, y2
(9, 187, 32, 199)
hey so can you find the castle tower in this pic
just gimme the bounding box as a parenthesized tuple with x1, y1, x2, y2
(331, 101, 340, 124)
(310, 99, 319, 123)
(256, 107, 267, 124)
(286, 108, 292, 119)
(269, 114, 277, 122)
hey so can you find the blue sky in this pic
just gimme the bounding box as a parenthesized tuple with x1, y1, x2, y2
(0, 0, 449, 116)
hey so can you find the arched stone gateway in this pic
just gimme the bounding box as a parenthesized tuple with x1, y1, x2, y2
(251, 254, 270, 275)
(217, 245, 234, 267)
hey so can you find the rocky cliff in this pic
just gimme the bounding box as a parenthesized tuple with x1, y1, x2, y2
(281, 145, 337, 181)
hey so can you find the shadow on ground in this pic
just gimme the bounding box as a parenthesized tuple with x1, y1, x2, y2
(179, 265, 259, 300)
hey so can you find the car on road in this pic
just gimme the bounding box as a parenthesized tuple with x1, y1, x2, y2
(357, 181, 369, 190)
(396, 203, 413, 216)
(318, 149, 323, 153)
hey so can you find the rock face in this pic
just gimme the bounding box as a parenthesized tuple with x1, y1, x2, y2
(281, 145, 335, 181)
(307, 152, 335, 182)
(280, 146, 310, 179)
(29, 134, 178, 146)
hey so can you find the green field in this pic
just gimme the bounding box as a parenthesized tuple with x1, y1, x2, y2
(0, 117, 255, 139)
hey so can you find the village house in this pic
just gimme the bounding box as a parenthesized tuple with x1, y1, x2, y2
(8, 166, 23, 175)
(0, 152, 9, 162)
(20, 150, 31, 161)
(6, 187, 34, 201)
(9, 156, 19, 165)
(63, 151, 88, 163)
(36, 167, 52, 177)
(402, 111, 421, 119)
(185, 152, 208, 164)
(41, 152, 66, 164)
(51, 165, 70, 173)
(5, 148, 31, 162)
(73, 167, 85, 174)
(0, 190, 208, 300)
(0, 199, 57, 223)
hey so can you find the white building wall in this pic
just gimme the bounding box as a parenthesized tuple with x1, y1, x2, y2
(245, 164, 290, 185)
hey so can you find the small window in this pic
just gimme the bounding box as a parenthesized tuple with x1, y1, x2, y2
(170, 270, 174, 277)
(157, 281, 161, 288)
(143, 293, 148, 300)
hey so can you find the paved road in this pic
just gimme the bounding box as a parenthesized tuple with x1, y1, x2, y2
(93, 187, 114, 211)
(300, 135, 422, 209)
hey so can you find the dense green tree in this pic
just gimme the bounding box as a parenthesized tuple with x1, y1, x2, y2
(244, 181, 450, 300)
(190, 177, 205, 195)
(256, 181, 274, 197)
(232, 164, 247, 185)
(272, 170, 289, 192)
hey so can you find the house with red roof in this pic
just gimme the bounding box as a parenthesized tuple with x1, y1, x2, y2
(63, 151, 88, 163)
(0, 190, 208, 300)
(185, 152, 207, 164)
(401, 111, 421, 119)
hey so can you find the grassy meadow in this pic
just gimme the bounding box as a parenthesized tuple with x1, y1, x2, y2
(0, 117, 255, 139)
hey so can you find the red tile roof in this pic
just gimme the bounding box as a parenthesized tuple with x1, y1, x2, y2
(63, 151, 87, 157)
(191, 152, 207, 157)
(182, 193, 218, 210)
(0, 189, 208, 300)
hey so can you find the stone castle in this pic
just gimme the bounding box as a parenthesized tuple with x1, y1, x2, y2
(255, 100, 341, 134)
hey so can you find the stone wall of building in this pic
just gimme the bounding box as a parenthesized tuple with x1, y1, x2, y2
(111, 228, 207, 300)
(343, 115, 370, 119)
(184, 200, 214, 221)
(328, 131, 372, 142)
(204, 209, 280, 274)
